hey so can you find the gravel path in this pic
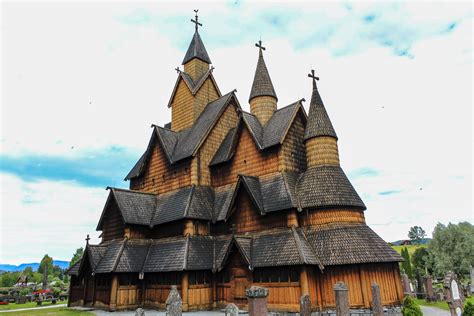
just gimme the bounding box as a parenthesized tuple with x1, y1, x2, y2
(420, 306, 451, 316)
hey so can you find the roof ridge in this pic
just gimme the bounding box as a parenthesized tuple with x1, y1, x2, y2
(183, 185, 196, 218)
(291, 226, 307, 264)
(107, 187, 156, 196)
(111, 238, 128, 273)
(281, 172, 297, 208)
(140, 240, 153, 274)
(183, 236, 190, 270)
(296, 227, 325, 271)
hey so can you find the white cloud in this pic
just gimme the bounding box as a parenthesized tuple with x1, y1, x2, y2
(0, 173, 106, 264)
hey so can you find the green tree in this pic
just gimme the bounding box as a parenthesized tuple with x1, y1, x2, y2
(38, 254, 53, 275)
(401, 296, 422, 316)
(401, 247, 413, 279)
(464, 301, 474, 316)
(411, 247, 430, 277)
(408, 226, 426, 244)
(428, 222, 474, 276)
(69, 247, 84, 267)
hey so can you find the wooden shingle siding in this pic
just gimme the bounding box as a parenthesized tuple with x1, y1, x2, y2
(130, 138, 191, 195)
(184, 58, 208, 82)
(299, 209, 366, 226)
(193, 78, 220, 123)
(229, 189, 287, 233)
(278, 112, 307, 172)
(306, 136, 340, 167)
(193, 104, 239, 186)
(102, 200, 124, 242)
(211, 127, 279, 187)
(250, 96, 277, 126)
(172, 79, 195, 131)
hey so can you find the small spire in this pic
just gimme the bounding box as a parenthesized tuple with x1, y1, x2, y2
(182, 10, 211, 65)
(304, 69, 337, 140)
(249, 39, 277, 102)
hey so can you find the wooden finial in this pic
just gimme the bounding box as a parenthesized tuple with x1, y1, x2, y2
(255, 40, 266, 51)
(85, 234, 90, 245)
(191, 9, 202, 32)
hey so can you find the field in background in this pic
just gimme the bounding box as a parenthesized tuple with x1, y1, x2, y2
(391, 244, 425, 255)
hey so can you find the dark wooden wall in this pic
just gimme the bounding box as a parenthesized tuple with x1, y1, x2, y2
(101, 200, 124, 242)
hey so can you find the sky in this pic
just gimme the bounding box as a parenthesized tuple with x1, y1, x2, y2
(0, 1, 472, 265)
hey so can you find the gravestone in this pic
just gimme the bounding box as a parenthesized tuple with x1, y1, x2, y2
(225, 303, 239, 316)
(416, 275, 425, 299)
(166, 285, 182, 316)
(443, 271, 464, 316)
(371, 283, 383, 316)
(246, 286, 268, 316)
(334, 282, 349, 316)
(135, 307, 145, 316)
(424, 276, 435, 301)
(300, 294, 311, 316)
(401, 274, 413, 297)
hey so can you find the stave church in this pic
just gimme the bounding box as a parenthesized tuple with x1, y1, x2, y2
(68, 12, 403, 313)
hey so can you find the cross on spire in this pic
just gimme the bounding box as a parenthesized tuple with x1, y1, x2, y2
(255, 40, 266, 51)
(85, 234, 90, 245)
(308, 69, 319, 89)
(191, 9, 202, 32)
(175, 66, 180, 73)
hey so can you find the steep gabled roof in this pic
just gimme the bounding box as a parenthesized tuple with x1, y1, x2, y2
(249, 49, 277, 102)
(209, 127, 239, 166)
(241, 99, 306, 150)
(182, 31, 212, 65)
(296, 165, 366, 210)
(125, 91, 240, 180)
(167, 68, 221, 108)
(304, 78, 337, 140)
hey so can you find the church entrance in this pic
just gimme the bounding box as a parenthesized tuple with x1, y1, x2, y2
(227, 248, 251, 305)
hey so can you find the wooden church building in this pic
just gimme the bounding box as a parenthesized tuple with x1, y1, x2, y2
(68, 13, 403, 312)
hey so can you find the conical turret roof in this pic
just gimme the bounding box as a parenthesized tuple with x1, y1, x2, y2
(249, 49, 277, 102)
(182, 31, 212, 65)
(304, 77, 337, 140)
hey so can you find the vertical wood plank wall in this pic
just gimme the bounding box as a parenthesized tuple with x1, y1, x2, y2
(101, 201, 124, 242)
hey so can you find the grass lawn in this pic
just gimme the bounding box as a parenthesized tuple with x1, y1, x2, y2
(415, 296, 474, 311)
(4, 307, 94, 315)
(0, 301, 67, 311)
(392, 244, 425, 255)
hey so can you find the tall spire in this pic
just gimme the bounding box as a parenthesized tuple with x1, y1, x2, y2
(304, 70, 337, 141)
(182, 10, 211, 65)
(249, 40, 277, 102)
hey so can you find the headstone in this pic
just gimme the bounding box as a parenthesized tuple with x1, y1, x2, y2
(135, 307, 145, 316)
(334, 282, 349, 316)
(300, 294, 311, 316)
(371, 283, 383, 316)
(166, 285, 182, 316)
(416, 275, 425, 299)
(443, 271, 464, 316)
(424, 276, 435, 301)
(225, 303, 239, 316)
(246, 286, 269, 316)
(401, 274, 414, 297)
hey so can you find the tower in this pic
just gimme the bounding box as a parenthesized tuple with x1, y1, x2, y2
(249, 40, 278, 126)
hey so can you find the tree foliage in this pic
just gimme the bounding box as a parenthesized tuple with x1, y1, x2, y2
(408, 226, 426, 244)
(401, 247, 413, 279)
(411, 247, 431, 277)
(70, 247, 84, 267)
(401, 296, 422, 316)
(38, 254, 53, 274)
(464, 301, 474, 316)
(428, 222, 474, 276)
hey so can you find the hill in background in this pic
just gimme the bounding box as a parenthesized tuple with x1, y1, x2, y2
(0, 260, 69, 272)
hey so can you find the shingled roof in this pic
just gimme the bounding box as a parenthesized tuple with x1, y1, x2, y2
(249, 49, 277, 102)
(182, 31, 212, 65)
(296, 165, 366, 210)
(304, 224, 403, 265)
(304, 78, 337, 140)
(125, 91, 239, 180)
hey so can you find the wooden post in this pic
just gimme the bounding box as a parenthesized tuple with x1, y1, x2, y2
(300, 266, 310, 296)
(183, 220, 194, 237)
(181, 272, 189, 311)
(212, 273, 217, 308)
(371, 283, 383, 316)
(109, 274, 118, 311)
(287, 209, 299, 227)
(334, 282, 349, 316)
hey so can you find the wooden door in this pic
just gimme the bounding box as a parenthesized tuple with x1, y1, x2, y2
(233, 276, 248, 299)
(84, 276, 94, 304)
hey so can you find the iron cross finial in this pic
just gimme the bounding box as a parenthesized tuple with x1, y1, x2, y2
(85, 234, 90, 245)
(308, 69, 319, 81)
(255, 40, 266, 51)
(175, 66, 180, 73)
(191, 9, 202, 32)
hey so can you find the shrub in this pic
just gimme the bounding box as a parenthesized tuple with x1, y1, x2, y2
(464, 301, 474, 316)
(402, 296, 422, 316)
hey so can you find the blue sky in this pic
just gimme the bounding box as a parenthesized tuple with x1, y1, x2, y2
(1, 1, 472, 264)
